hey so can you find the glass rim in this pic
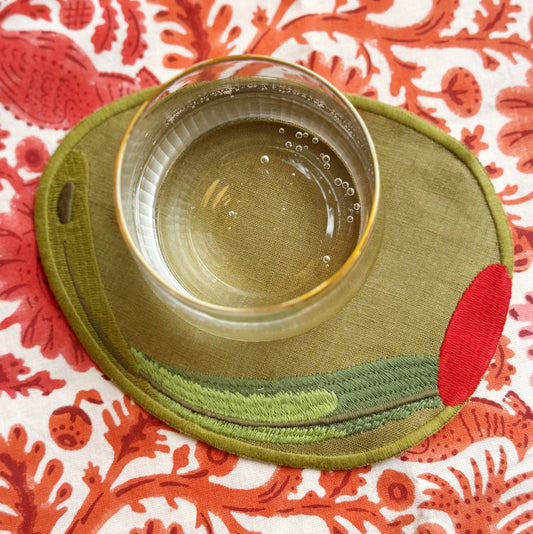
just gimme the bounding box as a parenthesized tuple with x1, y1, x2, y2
(114, 54, 380, 317)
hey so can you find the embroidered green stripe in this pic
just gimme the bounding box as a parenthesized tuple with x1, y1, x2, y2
(132, 348, 439, 421)
(156, 391, 442, 444)
(132, 348, 338, 423)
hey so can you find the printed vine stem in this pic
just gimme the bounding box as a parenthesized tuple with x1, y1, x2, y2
(62, 398, 413, 533)
(67, 458, 412, 533)
(242, 0, 532, 127)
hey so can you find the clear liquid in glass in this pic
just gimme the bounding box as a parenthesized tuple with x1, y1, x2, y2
(135, 80, 364, 308)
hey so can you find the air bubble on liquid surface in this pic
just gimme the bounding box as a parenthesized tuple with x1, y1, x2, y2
(346, 187, 355, 196)
(347, 215, 354, 223)
(260, 155, 269, 164)
(353, 202, 361, 211)
(285, 141, 292, 148)
(303, 145, 308, 150)
(303, 132, 309, 138)
(342, 181, 349, 189)
(322, 255, 330, 263)
(322, 154, 330, 163)
(278, 127, 285, 134)
(296, 145, 302, 152)
(334, 178, 342, 186)
(324, 163, 330, 169)
(228, 210, 235, 217)
(312, 137, 319, 144)
(295, 131, 303, 139)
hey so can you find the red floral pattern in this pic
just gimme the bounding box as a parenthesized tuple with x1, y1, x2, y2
(0, 352, 65, 398)
(497, 67, 533, 174)
(0, 155, 91, 371)
(58, 0, 95, 30)
(0, 1, 532, 532)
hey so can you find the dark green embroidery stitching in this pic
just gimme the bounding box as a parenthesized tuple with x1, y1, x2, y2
(155, 390, 442, 444)
(131, 348, 443, 444)
(131, 347, 338, 423)
(132, 347, 439, 415)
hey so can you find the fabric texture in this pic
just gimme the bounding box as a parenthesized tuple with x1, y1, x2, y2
(1, 1, 532, 532)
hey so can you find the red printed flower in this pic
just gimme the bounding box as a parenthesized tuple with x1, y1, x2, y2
(58, 0, 95, 30)
(497, 67, 533, 173)
(15, 137, 49, 173)
(441, 67, 482, 117)
(376, 469, 415, 511)
(0, 158, 91, 371)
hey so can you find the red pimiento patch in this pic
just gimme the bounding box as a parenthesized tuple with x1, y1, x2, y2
(438, 264, 512, 406)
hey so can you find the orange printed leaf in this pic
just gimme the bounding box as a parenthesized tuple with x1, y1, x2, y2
(474, 0, 521, 35)
(419, 446, 533, 532)
(0, 1, 51, 23)
(0, 353, 65, 398)
(297, 51, 377, 98)
(118, 0, 147, 64)
(461, 125, 489, 155)
(103, 396, 170, 465)
(0, 426, 72, 533)
(91, 0, 119, 53)
(0, 159, 91, 370)
(484, 336, 516, 391)
(497, 68, 533, 173)
(400, 392, 533, 463)
(149, 0, 240, 68)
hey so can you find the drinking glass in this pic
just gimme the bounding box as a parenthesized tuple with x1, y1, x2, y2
(115, 55, 380, 341)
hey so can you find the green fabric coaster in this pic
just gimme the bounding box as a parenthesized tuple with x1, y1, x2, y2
(35, 89, 513, 469)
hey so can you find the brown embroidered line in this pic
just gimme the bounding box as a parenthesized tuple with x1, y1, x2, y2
(139, 368, 440, 429)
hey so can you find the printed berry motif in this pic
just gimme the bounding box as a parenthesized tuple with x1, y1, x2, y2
(0, 1, 532, 532)
(49, 390, 103, 450)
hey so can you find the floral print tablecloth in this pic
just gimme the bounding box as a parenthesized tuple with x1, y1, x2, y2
(1, 1, 533, 533)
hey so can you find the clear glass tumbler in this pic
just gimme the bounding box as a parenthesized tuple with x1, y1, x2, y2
(115, 55, 380, 341)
